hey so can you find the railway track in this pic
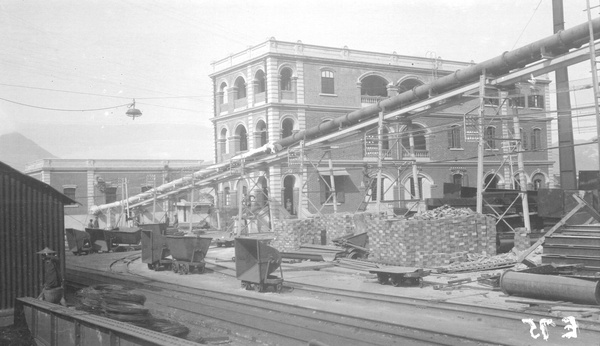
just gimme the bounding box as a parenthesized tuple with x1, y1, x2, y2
(66, 253, 600, 345)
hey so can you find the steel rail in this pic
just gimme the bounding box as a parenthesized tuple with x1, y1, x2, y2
(67, 266, 480, 345)
(66, 259, 600, 346)
(207, 259, 600, 332)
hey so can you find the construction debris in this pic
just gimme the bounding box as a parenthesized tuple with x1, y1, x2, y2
(410, 205, 474, 220)
(437, 252, 517, 273)
(335, 258, 380, 271)
(75, 284, 191, 338)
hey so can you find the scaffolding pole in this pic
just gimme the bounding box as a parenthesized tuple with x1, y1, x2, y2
(476, 73, 486, 214)
(512, 107, 531, 231)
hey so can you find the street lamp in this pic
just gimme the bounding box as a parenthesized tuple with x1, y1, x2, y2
(126, 99, 142, 120)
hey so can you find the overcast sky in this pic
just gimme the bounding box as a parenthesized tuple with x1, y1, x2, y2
(1, 0, 597, 163)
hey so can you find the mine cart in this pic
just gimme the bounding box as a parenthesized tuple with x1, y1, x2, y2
(65, 228, 92, 255)
(369, 267, 430, 287)
(103, 227, 142, 252)
(140, 224, 171, 270)
(85, 228, 109, 252)
(165, 235, 212, 274)
(235, 237, 284, 292)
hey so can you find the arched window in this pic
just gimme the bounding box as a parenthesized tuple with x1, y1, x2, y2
(220, 128, 228, 154)
(532, 173, 545, 190)
(401, 124, 427, 151)
(234, 77, 246, 99)
(255, 70, 266, 93)
(368, 176, 394, 202)
(484, 174, 499, 190)
(256, 120, 267, 147)
(321, 70, 335, 94)
(361, 75, 388, 97)
(235, 125, 248, 152)
(531, 128, 542, 150)
(280, 68, 292, 91)
(448, 125, 461, 149)
(282, 118, 294, 139)
(485, 126, 496, 149)
(452, 173, 463, 187)
(402, 175, 432, 201)
(397, 78, 424, 94)
(219, 82, 228, 104)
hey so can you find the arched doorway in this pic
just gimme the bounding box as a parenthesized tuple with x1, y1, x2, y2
(283, 175, 296, 215)
(484, 174, 500, 190)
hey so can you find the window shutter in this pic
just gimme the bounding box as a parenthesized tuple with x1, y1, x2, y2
(447, 128, 453, 148)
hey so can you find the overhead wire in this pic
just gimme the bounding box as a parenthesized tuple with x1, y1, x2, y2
(0, 97, 130, 112)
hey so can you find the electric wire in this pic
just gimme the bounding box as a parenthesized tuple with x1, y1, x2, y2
(511, 0, 543, 50)
(0, 96, 130, 112)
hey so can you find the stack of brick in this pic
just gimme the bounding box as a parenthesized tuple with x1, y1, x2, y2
(367, 214, 496, 267)
(320, 213, 355, 242)
(270, 218, 324, 252)
(513, 228, 531, 251)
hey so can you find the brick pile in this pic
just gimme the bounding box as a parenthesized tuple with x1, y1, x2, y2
(367, 214, 496, 267)
(270, 218, 324, 252)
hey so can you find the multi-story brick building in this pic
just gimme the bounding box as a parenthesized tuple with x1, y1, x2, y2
(209, 38, 554, 219)
(24, 159, 207, 229)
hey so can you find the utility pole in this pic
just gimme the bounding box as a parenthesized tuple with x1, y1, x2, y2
(512, 107, 531, 231)
(476, 73, 486, 214)
(587, 0, 600, 174)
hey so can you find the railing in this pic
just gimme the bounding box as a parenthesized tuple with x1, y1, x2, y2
(361, 95, 388, 104)
(364, 146, 392, 158)
(400, 149, 429, 158)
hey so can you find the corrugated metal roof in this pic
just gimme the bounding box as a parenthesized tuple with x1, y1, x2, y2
(0, 160, 77, 205)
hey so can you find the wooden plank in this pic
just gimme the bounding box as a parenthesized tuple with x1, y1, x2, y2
(517, 193, 587, 264)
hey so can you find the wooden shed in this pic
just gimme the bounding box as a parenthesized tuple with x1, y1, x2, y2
(0, 161, 76, 326)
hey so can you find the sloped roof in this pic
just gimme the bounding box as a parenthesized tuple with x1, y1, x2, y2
(0, 160, 78, 205)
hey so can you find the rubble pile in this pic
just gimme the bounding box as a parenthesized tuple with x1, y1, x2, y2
(439, 251, 517, 273)
(75, 284, 189, 338)
(410, 205, 474, 220)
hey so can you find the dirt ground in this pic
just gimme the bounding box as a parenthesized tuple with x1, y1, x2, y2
(0, 324, 34, 346)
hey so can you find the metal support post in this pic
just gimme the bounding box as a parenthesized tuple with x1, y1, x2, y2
(512, 107, 531, 231)
(190, 175, 194, 232)
(298, 140, 305, 219)
(327, 150, 337, 213)
(376, 107, 384, 213)
(476, 73, 486, 214)
(587, 0, 600, 174)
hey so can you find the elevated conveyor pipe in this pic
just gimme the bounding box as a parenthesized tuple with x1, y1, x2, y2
(275, 18, 600, 148)
(92, 18, 600, 214)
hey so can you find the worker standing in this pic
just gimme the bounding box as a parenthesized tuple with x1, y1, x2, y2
(37, 247, 66, 306)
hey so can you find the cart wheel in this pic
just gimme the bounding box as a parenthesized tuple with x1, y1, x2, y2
(257, 284, 265, 292)
(172, 262, 179, 274)
(276, 283, 283, 292)
(390, 276, 403, 287)
(127, 247, 135, 252)
(377, 274, 389, 285)
(147, 263, 154, 270)
(198, 265, 205, 274)
(181, 264, 189, 275)
(418, 278, 424, 288)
